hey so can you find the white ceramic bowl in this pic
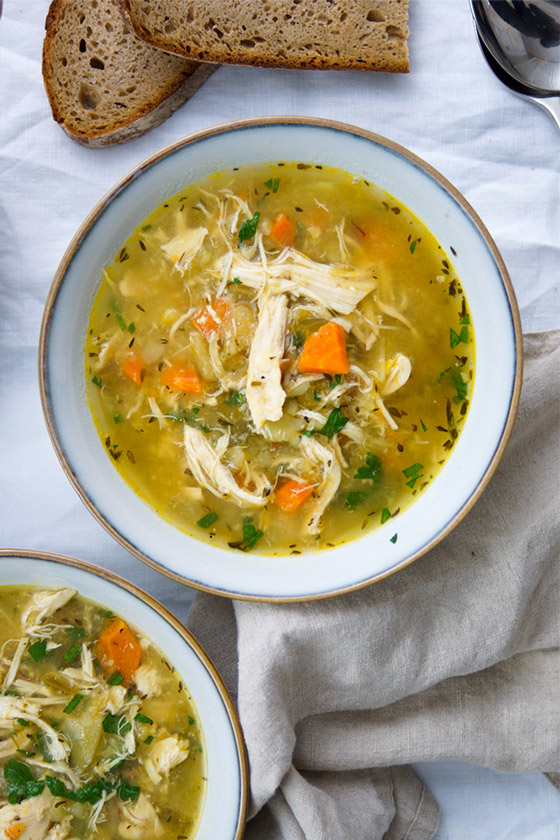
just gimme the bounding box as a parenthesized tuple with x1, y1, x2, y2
(0, 550, 247, 838)
(40, 117, 522, 602)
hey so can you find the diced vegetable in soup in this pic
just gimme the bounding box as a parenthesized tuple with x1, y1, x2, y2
(0, 587, 205, 839)
(86, 162, 474, 554)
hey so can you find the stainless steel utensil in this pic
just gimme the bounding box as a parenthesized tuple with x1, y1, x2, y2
(471, 0, 560, 129)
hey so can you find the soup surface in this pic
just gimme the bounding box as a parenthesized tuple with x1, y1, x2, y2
(86, 162, 474, 554)
(0, 587, 205, 839)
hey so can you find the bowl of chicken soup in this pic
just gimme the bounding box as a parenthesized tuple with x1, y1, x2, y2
(40, 117, 522, 601)
(0, 550, 247, 838)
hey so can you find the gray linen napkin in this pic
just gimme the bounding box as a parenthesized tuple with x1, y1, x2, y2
(187, 331, 560, 839)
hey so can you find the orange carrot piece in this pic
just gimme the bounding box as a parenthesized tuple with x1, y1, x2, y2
(275, 479, 315, 512)
(161, 364, 202, 394)
(5, 825, 25, 840)
(122, 355, 145, 385)
(297, 322, 349, 375)
(192, 298, 229, 338)
(97, 619, 141, 683)
(270, 213, 297, 247)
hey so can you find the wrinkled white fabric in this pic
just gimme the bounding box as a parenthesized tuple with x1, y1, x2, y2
(188, 332, 560, 838)
(1, 0, 559, 836)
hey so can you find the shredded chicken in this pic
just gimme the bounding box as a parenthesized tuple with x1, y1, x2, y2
(0, 696, 70, 762)
(217, 246, 376, 314)
(300, 437, 341, 534)
(21, 590, 77, 635)
(118, 794, 164, 839)
(183, 426, 270, 507)
(143, 736, 189, 785)
(246, 294, 288, 429)
(160, 227, 208, 276)
(380, 353, 412, 396)
(0, 790, 52, 839)
(133, 664, 161, 698)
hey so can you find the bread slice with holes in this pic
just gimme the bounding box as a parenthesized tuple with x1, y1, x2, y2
(117, 0, 409, 72)
(42, 0, 216, 147)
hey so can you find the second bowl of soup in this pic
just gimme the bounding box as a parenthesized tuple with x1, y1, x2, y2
(40, 117, 521, 600)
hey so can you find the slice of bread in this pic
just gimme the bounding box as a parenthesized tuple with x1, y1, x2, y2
(117, 0, 409, 73)
(42, 0, 216, 147)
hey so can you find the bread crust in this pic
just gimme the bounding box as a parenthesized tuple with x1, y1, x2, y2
(117, 0, 410, 73)
(42, 0, 216, 146)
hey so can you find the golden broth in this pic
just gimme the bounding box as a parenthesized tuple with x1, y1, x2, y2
(85, 162, 474, 555)
(0, 587, 205, 839)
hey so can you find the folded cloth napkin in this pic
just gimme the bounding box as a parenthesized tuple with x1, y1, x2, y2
(187, 330, 560, 839)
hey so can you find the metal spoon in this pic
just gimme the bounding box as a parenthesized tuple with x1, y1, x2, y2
(470, 0, 560, 129)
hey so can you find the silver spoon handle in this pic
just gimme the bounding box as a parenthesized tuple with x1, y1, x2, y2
(535, 96, 560, 131)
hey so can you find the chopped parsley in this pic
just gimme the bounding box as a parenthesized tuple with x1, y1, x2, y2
(390, 533, 398, 544)
(292, 332, 304, 348)
(167, 408, 209, 433)
(117, 782, 140, 802)
(265, 177, 280, 193)
(232, 277, 242, 285)
(111, 301, 127, 331)
(4, 760, 46, 803)
(92, 375, 103, 388)
(188, 715, 196, 726)
(354, 452, 382, 482)
(459, 314, 470, 325)
(107, 671, 124, 686)
(381, 508, 392, 524)
(144, 735, 154, 745)
(63, 694, 84, 715)
(63, 643, 81, 665)
(451, 370, 467, 404)
(134, 713, 153, 725)
(128, 322, 136, 334)
(409, 239, 417, 254)
(197, 512, 219, 529)
(238, 212, 260, 246)
(403, 462, 424, 489)
(420, 418, 428, 432)
(301, 408, 348, 440)
(229, 516, 264, 551)
(28, 639, 47, 662)
(450, 326, 469, 349)
(102, 713, 132, 736)
(345, 491, 368, 510)
(225, 391, 245, 406)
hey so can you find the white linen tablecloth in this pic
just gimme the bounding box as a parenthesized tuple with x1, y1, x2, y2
(1, 0, 559, 836)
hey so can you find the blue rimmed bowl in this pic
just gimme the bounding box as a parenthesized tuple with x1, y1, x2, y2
(39, 117, 522, 601)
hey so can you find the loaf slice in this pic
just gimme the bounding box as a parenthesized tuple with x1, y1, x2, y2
(117, 0, 409, 73)
(42, 0, 216, 147)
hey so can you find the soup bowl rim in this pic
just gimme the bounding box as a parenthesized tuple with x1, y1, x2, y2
(39, 115, 523, 602)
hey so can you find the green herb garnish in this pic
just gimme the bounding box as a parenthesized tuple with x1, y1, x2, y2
(144, 735, 154, 745)
(301, 408, 349, 440)
(292, 332, 304, 348)
(459, 314, 470, 325)
(16, 719, 30, 727)
(188, 716, 196, 726)
(381, 508, 391, 524)
(66, 625, 85, 639)
(225, 391, 245, 406)
(4, 760, 46, 803)
(117, 782, 140, 802)
(450, 326, 469, 349)
(403, 462, 424, 489)
(420, 418, 428, 432)
(167, 408, 209, 433)
(134, 713, 153, 725)
(92, 375, 103, 388)
(451, 370, 467, 404)
(229, 516, 265, 551)
(28, 639, 47, 662)
(102, 714, 132, 736)
(345, 491, 368, 510)
(63, 694, 84, 715)
(197, 512, 219, 529)
(354, 452, 382, 482)
(128, 322, 135, 334)
(111, 301, 127, 331)
(232, 277, 242, 285)
(108, 671, 124, 686)
(265, 177, 280, 193)
(63, 643, 81, 665)
(390, 533, 398, 543)
(409, 239, 417, 254)
(238, 211, 260, 246)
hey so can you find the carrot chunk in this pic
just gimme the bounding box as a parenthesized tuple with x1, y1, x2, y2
(297, 322, 349, 375)
(192, 298, 229, 337)
(97, 619, 141, 683)
(161, 364, 202, 394)
(122, 355, 145, 385)
(5, 825, 25, 839)
(275, 479, 315, 512)
(270, 213, 297, 247)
